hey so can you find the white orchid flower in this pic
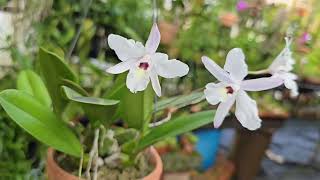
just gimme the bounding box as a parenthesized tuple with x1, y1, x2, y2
(202, 48, 283, 130)
(106, 23, 189, 96)
(268, 37, 298, 97)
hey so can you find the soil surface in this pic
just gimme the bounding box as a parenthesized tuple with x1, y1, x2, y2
(55, 151, 154, 180)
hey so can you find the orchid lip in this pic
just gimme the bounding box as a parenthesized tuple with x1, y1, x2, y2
(226, 86, 234, 94)
(138, 62, 149, 70)
(137, 54, 152, 70)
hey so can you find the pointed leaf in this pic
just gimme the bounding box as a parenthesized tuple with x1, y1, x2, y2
(61, 79, 89, 96)
(62, 86, 119, 127)
(136, 110, 215, 152)
(38, 47, 78, 115)
(155, 91, 205, 112)
(0, 89, 82, 157)
(105, 74, 154, 130)
(121, 85, 154, 131)
(17, 70, 52, 107)
(103, 74, 127, 122)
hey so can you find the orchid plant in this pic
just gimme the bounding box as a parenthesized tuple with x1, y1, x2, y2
(0, 24, 209, 179)
(0, 21, 295, 179)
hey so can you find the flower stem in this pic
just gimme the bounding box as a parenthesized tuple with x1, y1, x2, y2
(152, 0, 158, 23)
(78, 150, 84, 178)
(66, 0, 93, 60)
(149, 111, 172, 127)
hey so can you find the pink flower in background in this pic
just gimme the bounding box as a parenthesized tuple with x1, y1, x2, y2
(236, 0, 250, 12)
(299, 32, 312, 44)
(202, 48, 283, 130)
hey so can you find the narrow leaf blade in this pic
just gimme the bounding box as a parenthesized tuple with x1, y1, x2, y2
(62, 86, 119, 126)
(17, 70, 52, 107)
(155, 91, 205, 112)
(106, 74, 154, 130)
(38, 47, 77, 115)
(137, 110, 214, 151)
(122, 85, 154, 130)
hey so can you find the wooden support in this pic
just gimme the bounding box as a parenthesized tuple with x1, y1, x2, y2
(230, 128, 274, 180)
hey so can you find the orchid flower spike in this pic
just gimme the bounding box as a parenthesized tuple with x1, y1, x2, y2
(202, 48, 283, 130)
(106, 23, 189, 96)
(268, 37, 298, 97)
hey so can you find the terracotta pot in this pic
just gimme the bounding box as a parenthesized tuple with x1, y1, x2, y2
(142, 147, 163, 180)
(155, 145, 172, 155)
(159, 21, 179, 45)
(46, 146, 163, 180)
(219, 12, 239, 27)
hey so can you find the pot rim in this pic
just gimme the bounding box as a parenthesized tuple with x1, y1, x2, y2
(46, 146, 162, 180)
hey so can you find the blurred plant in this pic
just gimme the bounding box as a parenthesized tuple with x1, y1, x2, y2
(0, 105, 44, 179)
(155, 133, 202, 173)
(158, 0, 320, 84)
(0, 112, 30, 179)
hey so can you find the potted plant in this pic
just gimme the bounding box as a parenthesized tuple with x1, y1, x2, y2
(155, 133, 202, 180)
(0, 24, 216, 179)
(0, 16, 293, 179)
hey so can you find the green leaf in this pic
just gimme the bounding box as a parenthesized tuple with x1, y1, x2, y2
(104, 74, 126, 100)
(121, 85, 154, 131)
(105, 74, 154, 131)
(61, 79, 89, 96)
(38, 47, 78, 115)
(40, 43, 65, 58)
(17, 70, 52, 107)
(103, 74, 127, 122)
(62, 86, 119, 127)
(0, 89, 82, 157)
(155, 91, 205, 112)
(136, 110, 215, 152)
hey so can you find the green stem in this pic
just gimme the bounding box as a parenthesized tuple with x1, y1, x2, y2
(66, 0, 93, 60)
(78, 150, 84, 178)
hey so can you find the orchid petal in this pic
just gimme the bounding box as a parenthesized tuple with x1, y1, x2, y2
(283, 73, 298, 97)
(235, 90, 261, 130)
(268, 38, 294, 73)
(106, 60, 132, 74)
(213, 96, 235, 128)
(285, 80, 298, 97)
(241, 77, 283, 91)
(204, 83, 226, 105)
(283, 72, 298, 80)
(108, 34, 145, 61)
(202, 56, 233, 83)
(224, 48, 248, 81)
(150, 71, 161, 97)
(126, 68, 150, 93)
(145, 23, 161, 54)
(153, 53, 189, 78)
